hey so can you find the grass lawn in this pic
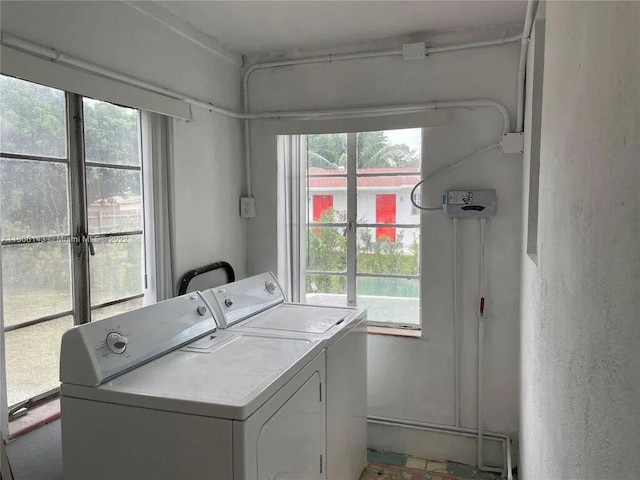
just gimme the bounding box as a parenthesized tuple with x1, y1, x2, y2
(3, 290, 142, 407)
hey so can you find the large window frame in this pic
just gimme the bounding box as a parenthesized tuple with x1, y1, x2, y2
(1, 76, 152, 414)
(302, 131, 422, 331)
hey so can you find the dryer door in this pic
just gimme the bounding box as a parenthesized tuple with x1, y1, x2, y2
(257, 371, 324, 480)
(234, 351, 326, 480)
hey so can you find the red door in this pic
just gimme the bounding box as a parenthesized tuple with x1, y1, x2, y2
(313, 195, 333, 221)
(376, 194, 396, 241)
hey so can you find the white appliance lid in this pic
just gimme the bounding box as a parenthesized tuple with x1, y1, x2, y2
(241, 304, 353, 334)
(62, 332, 324, 420)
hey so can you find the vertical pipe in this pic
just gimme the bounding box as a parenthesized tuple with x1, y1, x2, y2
(452, 217, 460, 427)
(516, 0, 538, 133)
(477, 218, 486, 468)
(244, 118, 252, 197)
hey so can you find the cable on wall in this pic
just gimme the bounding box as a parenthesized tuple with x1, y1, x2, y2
(409, 144, 501, 211)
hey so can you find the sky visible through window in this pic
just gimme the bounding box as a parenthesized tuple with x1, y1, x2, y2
(386, 128, 421, 154)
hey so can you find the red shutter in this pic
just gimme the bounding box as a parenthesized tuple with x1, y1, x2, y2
(313, 195, 333, 221)
(375, 194, 396, 242)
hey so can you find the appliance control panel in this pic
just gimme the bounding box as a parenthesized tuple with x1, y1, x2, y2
(199, 272, 285, 328)
(60, 293, 217, 387)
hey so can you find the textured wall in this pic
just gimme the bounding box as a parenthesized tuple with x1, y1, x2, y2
(246, 27, 523, 466)
(520, 2, 640, 478)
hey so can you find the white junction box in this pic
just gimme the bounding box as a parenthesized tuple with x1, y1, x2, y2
(402, 42, 426, 60)
(500, 132, 524, 154)
(442, 190, 497, 218)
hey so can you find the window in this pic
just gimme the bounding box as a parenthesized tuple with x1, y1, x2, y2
(0, 75, 150, 409)
(302, 129, 421, 328)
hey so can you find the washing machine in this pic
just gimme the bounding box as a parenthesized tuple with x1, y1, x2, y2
(200, 272, 368, 480)
(59, 292, 327, 480)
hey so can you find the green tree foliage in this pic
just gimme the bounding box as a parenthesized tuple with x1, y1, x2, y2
(307, 133, 347, 169)
(306, 209, 347, 294)
(307, 131, 419, 170)
(0, 76, 66, 158)
(306, 210, 419, 298)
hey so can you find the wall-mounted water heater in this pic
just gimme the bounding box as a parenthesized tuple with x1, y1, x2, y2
(442, 190, 497, 218)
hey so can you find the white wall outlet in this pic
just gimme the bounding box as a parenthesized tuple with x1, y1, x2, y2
(240, 197, 256, 218)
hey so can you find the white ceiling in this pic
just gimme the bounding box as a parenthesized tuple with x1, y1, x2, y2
(158, 1, 528, 55)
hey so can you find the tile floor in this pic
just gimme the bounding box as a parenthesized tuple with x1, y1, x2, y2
(361, 450, 502, 480)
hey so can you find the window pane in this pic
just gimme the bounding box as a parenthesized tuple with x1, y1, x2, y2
(307, 133, 347, 175)
(83, 99, 141, 166)
(357, 227, 420, 275)
(91, 297, 144, 322)
(5, 316, 73, 406)
(356, 175, 421, 226)
(357, 277, 420, 325)
(0, 75, 67, 158)
(90, 234, 143, 306)
(1, 243, 72, 327)
(356, 129, 421, 174)
(86, 167, 142, 234)
(306, 226, 347, 273)
(305, 274, 347, 307)
(1, 158, 70, 237)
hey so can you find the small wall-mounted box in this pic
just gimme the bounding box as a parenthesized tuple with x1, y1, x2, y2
(240, 197, 256, 218)
(402, 42, 426, 60)
(442, 190, 497, 218)
(500, 132, 524, 154)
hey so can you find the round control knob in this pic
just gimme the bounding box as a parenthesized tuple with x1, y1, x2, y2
(106, 332, 128, 354)
(224, 297, 234, 308)
(265, 281, 276, 294)
(197, 305, 207, 316)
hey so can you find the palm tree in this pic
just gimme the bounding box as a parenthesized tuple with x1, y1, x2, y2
(307, 131, 418, 170)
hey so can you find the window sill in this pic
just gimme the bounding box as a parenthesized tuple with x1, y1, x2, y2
(367, 326, 422, 338)
(8, 397, 61, 440)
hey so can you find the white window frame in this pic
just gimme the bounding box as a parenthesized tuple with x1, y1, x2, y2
(295, 131, 422, 331)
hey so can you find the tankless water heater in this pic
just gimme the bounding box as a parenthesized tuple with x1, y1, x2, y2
(442, 190, 497, 218)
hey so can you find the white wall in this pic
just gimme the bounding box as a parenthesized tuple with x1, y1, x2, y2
(246, 29, 523, 466)
(0, 0, 246, 284)
(520, 2, 640, 479)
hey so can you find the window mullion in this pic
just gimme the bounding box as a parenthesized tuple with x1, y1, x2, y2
(67, 93, 91, 325)
(346, 132, 357, 307)
(295, 135, 307, 302)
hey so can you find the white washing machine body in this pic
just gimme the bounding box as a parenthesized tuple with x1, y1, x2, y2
(200, 273, 368, 480)
(60, 292, 327, 480)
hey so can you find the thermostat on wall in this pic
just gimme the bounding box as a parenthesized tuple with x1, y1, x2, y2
(442, 190, 497, 218)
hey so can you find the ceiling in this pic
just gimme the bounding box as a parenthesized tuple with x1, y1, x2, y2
(158, 1, 528, 55)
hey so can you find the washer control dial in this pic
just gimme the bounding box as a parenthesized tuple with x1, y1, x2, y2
(224, 297, 234, 308)
(106, 332, 128, 354)
(265, 281, 276, 294)
(197, 305, 207, 316)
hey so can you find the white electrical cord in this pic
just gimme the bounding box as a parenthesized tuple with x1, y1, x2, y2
(409, 143, 500, 211)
